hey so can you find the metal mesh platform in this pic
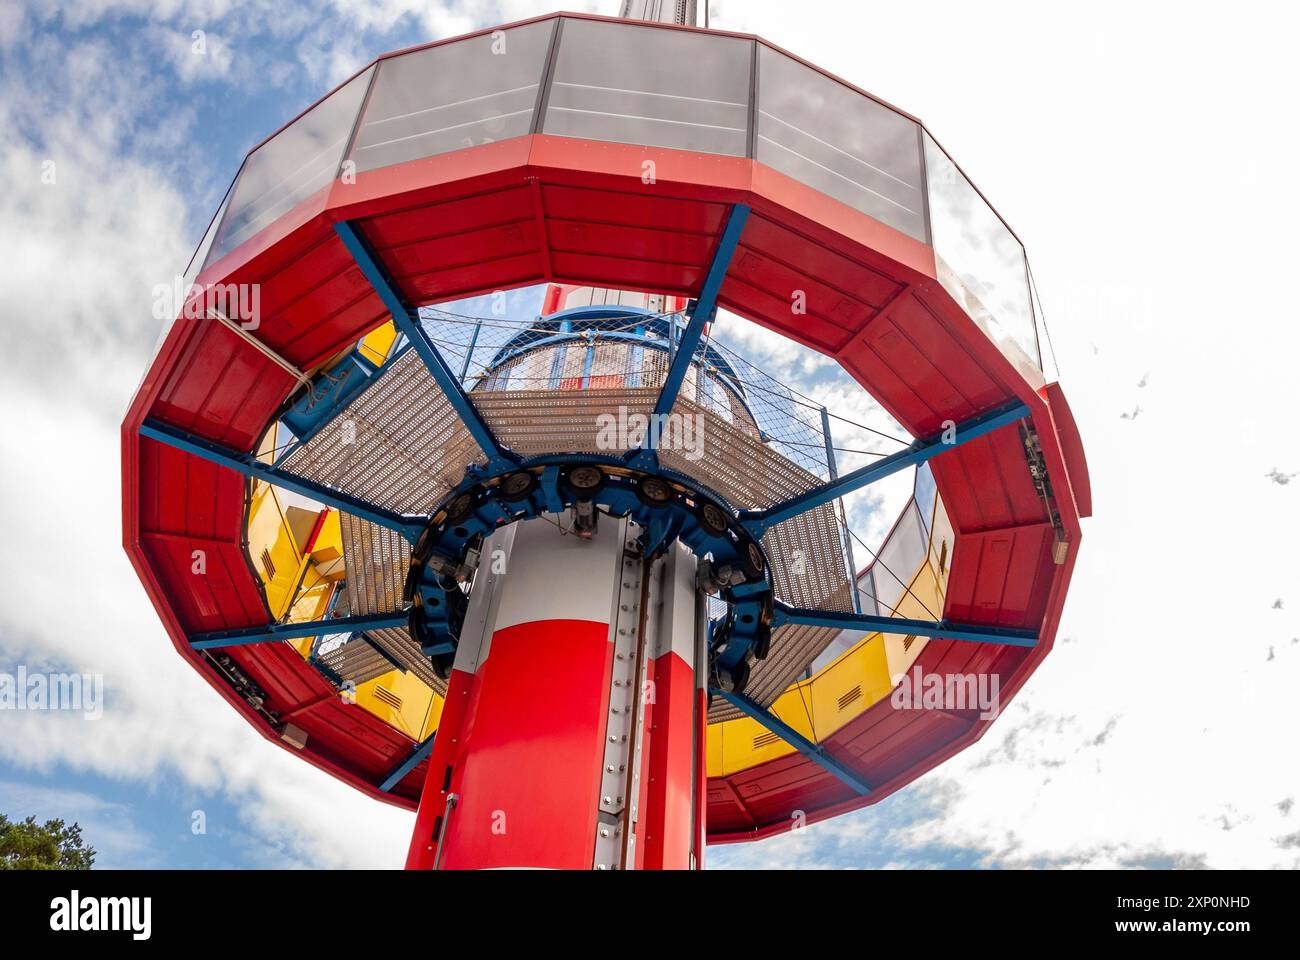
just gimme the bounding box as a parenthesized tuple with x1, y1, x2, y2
(282, 348, 484, 515)
(317, 634, 395, 686)
(337, 512, 410, 615)
(290, 318, 858, 720)
(367, 626, 448, 694)
(316, 628, 448, 695)
(328, 512, 448, 695)
(473, 387, 660, 457)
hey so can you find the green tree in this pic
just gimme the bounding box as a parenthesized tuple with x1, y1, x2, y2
(0, 814, 96, 870)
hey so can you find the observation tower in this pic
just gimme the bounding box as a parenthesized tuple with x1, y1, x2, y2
(122, 0, 1091, 869)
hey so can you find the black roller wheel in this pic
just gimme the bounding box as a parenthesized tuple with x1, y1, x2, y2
(738, 539, 766, 579)
(565, 465, 605, 497)
(635, 475, 673, 507)
(697, 499, 731, 537)
(499, 471, 537, 502)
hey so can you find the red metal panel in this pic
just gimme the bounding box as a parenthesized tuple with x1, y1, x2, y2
(407, 666, 475, 869)
(440, 619, 612, 870)
(739, 213, 903, 311)
(641, 651, 696, 870)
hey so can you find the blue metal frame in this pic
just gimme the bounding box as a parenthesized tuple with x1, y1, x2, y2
(407, 454, 773, 665)
(189, 612, 410, 651)
(651, 204, 749, 422)
(379, 732, 436, 792)
(140, 418, 428, 542)
(741, 400, 1030, 536)
(772, 600, 1037, 648)
(485, 309, 746, 390)
(625, 203, 750, 471)
(712, 688, 871, 795)
(333, 220, 516, 473)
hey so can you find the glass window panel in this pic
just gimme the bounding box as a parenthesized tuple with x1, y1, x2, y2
(543, 18, 751, 157)
(914, 462, 937, 535)
(871, 566, 901, 615)
(351, 21, 553, 174)
(874, 503, 927, 613)
(183, 181, 232, 291)
(207, 67, 372, 265)
(856, 566, 878, 617)
(756, 45, 926, 241)
(924, 132, 1041, 374)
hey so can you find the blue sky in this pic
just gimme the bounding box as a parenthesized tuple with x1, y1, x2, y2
(2, 0, 1299, 870)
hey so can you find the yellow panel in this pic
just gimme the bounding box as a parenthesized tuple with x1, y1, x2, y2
(358, 321, 397, 367)
(706, 719, 725, 778)
(353, 670, 443, 741)
(287, 567, 335, 625)
(246, 480, 307, 620)
(310, 510, 343, 565)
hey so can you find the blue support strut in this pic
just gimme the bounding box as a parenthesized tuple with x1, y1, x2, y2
(772, 601, 1037, 648)
(333, 220, 515, 472)
(652, 203, 749, 422)
(189, 612, 410, 651)
(140, 419, 428, 543)
(712, 688, 871, 795)
(741, 400, 1030, 537)
(627, 203, 749, 470)
(379, 732, 436, 792)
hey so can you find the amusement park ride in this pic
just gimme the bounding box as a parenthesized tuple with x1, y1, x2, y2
(122, 0, 1091, 869)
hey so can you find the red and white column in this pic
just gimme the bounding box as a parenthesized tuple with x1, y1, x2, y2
(406, 512, 705, 870)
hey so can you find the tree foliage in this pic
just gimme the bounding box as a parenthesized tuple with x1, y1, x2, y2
(0, 813, 96, 870)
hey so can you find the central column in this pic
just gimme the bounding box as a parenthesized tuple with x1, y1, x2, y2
(406, 512, 705, 870)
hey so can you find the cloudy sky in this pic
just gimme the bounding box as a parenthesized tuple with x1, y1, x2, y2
(1, 0, 1297, 869)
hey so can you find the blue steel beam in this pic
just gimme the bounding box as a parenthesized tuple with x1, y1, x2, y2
(333, 220, 515, 472)
(712, 688, 871, 795)
(140, 419, 428, 543)
(189, 612, 410, 651)
(380, 732, 436, 792)
(741, 400, 1030, 536)
(650, 204, 749, 421)
(772, 600, 1038, 648)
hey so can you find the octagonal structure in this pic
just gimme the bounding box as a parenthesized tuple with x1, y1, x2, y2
(123, 12, 1091, 845)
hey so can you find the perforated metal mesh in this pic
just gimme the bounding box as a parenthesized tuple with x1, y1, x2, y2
(331, 514, 449, 695)
(472, 387, 659, 457)
(282, 348, 484, 515)
(367, 627, 448, 695)
(317, 635, 394, 686)
(283, 308, 862, 721)
(337, 513, 410, 615)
